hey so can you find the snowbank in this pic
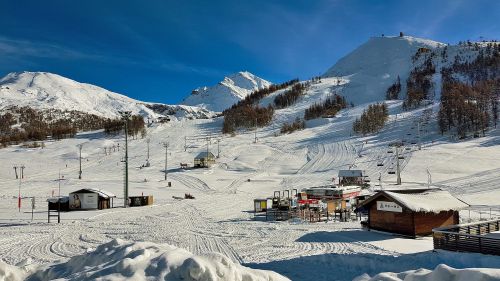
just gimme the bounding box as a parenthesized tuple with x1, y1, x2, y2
(354, 264, 500, 281)
(0, 259, 27, 281)
(27, 239, 289, 281)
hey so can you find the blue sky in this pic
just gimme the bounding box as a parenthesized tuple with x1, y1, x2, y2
(0, 0, 498, 104)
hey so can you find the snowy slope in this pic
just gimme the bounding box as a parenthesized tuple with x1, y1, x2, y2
(323, 36, 445, 104)
(0, 71, 213, 120)
(182, 71, 272, 112)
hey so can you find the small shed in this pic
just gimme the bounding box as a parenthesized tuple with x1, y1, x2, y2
(69, 188, 116, 210)
(254, 198, 271, 213)
(338, 169, 366, 186)
(357, 188, 468, 237)
(129, 195, 154, 207)
(194, 151, 216, 168)
(47, 196, 70, 211)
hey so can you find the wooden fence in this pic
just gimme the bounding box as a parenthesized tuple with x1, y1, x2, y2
(433, 219, 500, 255)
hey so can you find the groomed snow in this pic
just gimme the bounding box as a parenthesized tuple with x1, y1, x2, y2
(355, 264, 500, 281)
(2, 239, 289, 281)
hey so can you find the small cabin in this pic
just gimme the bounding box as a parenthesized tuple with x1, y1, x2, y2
(194, 151, 216, 168)
(357, 188, 468, 237)
(47, 196, 70, 212)
(69, 188, 116, 210)
(338, 169, 366, 186)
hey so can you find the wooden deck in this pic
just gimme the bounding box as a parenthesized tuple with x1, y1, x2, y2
(433, 219, 500, 256)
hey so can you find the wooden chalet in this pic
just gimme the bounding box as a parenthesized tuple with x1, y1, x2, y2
(194, 151, 216, 168)
(357, 188, 469, 237)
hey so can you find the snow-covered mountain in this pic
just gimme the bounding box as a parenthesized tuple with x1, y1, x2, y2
(323, 36, 446, 104)
(182, 71, 272, 112)
(0, 71, 214, 120)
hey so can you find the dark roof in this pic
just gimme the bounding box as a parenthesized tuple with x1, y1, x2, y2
(195, 152, 215, 159)
(338, 169, 365, 177)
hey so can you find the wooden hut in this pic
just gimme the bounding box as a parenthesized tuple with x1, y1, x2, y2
(338, 169, 366, 186)
(194, 151, 216, 168)
(357, 188, 468, 237)
(69, 188, 116, 210)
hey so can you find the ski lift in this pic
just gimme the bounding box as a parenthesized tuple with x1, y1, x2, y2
(377, 158, 384, 166)
(405, 147, 411, 151)
(387, 150, 393, 153)
(398, 155, 405, 159)
(388, 169, 396, 175)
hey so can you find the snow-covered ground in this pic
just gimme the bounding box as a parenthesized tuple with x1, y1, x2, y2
(1, 35, 499, 280)
(1, 98, 500, 280)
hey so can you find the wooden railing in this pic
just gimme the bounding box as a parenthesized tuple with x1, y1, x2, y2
(433, 219, 500, 255)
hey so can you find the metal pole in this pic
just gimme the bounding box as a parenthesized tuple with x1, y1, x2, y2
(119, 111, 131, 208)
(217, 139, 220, 158)
(146, 138, 150, 160)
(78, 144, 83, 179)
(206, 137, 210, 168)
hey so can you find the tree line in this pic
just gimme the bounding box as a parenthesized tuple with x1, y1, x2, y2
(304, 94, 347, 120)
(222, 79, 298, 134)
(385, 76, 401, 100)
(437, 43, 500, 139)
(0, 106, 146, 147)
(281, 117, 305, 134)
(104, 115, 146, 139)
(353, 103, 389, 135)
(274, 82, 309, 109)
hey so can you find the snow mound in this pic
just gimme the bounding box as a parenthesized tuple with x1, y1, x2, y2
(182, 71, 271, 112)
(28, 239, 289, 281)
(323, 36, 445, 104)
(0, 259, 27, 281)
(354, 264, 500, 281)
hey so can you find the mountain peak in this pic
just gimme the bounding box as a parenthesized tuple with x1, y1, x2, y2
(182, 71, 271, 112)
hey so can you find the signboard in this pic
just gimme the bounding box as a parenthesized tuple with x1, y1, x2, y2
(377, 201, 402, 213)
(70, 193, 98, 210)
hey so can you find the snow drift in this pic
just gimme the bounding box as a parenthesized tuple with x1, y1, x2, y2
(24, 239, 289, 281)
(182, 71, 271, 112)
(354, 263, 500, 281)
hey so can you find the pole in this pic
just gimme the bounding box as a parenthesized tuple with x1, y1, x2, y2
(217, 139, 220, 158)
(146, 138, 150, 160)
(396, 146, 401, 185)
(379, 172, 382, 190)
(427, 168, 432, 188)
(119, 111, 131, 207)
(78, 144, 83, 179)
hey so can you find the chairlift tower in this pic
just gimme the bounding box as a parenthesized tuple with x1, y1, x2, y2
(77, 144, 83, 179)
(119, 111, 132, 207)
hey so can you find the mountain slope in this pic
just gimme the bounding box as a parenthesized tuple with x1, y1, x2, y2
(323, 36, 446, 104)
(182, 71, 272, 112)
(0, 71, 213, 120)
